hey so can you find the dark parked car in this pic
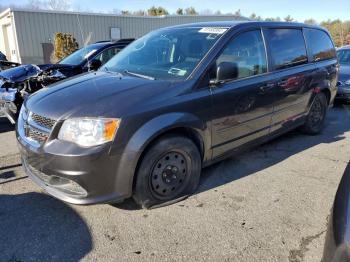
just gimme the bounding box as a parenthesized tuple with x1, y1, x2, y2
(0, 39, 134, 124)
(0, 51, 20, 71)
(323, 162, 350, 262)
(336, 46, 350, 102)
(16, 22, 338, 208)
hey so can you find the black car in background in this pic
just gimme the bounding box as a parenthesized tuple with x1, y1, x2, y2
(17, 22, 338, 209)
(0, 39, 134, 124)
(0, 51, 20, 72)
(336, 46, 350, 102)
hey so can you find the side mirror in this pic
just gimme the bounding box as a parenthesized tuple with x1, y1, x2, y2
(216, 62, 238, 82)
(87, 59, 102, 71)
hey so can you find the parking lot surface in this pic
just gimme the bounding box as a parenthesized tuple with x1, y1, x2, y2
(1, 105, 349, 262)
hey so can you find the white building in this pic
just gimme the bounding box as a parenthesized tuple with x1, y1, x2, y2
(0, 8, 247, 64)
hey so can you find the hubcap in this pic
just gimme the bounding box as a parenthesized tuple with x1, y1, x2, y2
(150, 152, 188, 198)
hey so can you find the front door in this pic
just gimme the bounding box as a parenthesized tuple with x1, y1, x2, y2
(209, 29, 275, 158)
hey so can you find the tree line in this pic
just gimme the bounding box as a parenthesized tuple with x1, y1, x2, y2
(1, 2, 349, 47)
(119, 7, 350, 47)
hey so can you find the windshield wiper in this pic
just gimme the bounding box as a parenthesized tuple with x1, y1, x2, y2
(124, 70, 155, 80)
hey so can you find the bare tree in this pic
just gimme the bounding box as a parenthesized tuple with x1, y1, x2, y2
(176, 8, 183, 15)
(26, 0, 43, 10)
(26, 0, 71, 11)
(284, 15, 294, 22)
(185, 7, 197, 15)
(200, 9, 213, 15)
(47, 0, 71, 11)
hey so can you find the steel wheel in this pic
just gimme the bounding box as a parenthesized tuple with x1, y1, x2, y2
(133, 135, 201, 209)
(309, 96, 325, 128)
(149, 151, 189, 199)
(302, 92, 328, 135)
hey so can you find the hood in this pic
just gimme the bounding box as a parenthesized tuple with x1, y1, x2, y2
(25, 71, 176, 120)
(339, 64, 350, 82)
(0, 63, 77, 84)
(0, 64, 41, 83)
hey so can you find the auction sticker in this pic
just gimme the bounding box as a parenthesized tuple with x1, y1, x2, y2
(199, 27, 228, 34)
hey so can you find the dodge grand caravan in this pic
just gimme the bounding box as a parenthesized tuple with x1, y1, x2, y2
(16, 22, 338, 208)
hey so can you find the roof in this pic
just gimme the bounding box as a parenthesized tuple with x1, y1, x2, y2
(93, 38, 135, 47)
(167, 21, 324, 30)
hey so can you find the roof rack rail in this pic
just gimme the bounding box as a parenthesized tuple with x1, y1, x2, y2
(94, 38, 135, 44)
(113, 38, 135, 44)
(94, 40, 112, 43)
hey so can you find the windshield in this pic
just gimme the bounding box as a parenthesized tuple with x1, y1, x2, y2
(101, 27, 227, 80)
(337, 49, 350, 64)
(59, 45, 99, 65)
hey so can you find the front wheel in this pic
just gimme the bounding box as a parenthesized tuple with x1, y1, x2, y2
(301, 92, 328, 135)
(133, 135, 201, 209)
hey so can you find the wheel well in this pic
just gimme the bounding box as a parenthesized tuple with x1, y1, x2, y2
(321, 88, 331, 105)
(132, 127, 205, 190)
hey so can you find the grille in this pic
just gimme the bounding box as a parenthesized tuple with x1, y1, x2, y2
(26, 127, 49, 143)
(31, 113, 56, 129)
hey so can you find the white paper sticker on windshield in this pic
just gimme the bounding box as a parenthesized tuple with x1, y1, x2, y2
(199, 27, 228, 34)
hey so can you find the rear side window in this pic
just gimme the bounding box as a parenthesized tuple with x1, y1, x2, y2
(265, 29, 308, 70)
(304, 29, 336, 62)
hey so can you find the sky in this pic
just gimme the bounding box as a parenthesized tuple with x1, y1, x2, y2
(1, 0, 349, 22)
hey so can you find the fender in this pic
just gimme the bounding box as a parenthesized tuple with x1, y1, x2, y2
(113, 112, 211, 198)
(307, 79, 333, 111)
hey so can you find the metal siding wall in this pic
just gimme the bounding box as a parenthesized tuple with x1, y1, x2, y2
(13, 10, 245, 64)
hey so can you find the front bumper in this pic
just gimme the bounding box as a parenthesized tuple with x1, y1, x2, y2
(17, 132, 135, 205)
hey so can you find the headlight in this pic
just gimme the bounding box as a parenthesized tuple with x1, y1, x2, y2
(345, 79, 350, 85)
(58, 118, 120, 147)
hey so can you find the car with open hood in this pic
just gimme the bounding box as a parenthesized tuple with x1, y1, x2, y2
(0, 39, 134, 124)
(17, 21, 337, 209)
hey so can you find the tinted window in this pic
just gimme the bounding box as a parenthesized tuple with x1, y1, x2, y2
(94, 47, 120, 65)
(305, 29, 336, 61)
(214, 30, 267, 81)
(59, 45, 101, 65)
(265, 29, 308, 70)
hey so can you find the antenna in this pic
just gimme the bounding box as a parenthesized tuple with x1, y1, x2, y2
(76, 14, 94, 71)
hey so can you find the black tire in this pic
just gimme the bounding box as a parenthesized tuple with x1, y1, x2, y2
(133, 135, 201, 209)
(302, 92, 328, 135)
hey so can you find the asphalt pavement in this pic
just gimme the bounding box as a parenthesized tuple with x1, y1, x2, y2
(1, 104, 350, 262)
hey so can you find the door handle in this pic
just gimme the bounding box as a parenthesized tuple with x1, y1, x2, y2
(260, 83, 275, 93)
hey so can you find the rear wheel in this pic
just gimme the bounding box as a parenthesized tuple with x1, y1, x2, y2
(133, 135, 201, 209)
(302, 92, 328, 135)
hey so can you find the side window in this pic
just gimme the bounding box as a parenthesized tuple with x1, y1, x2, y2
(214, 30, 267, 81)
(304, 29, 336, 61)
(94, 47, 120, 65)
(265, 29, 308, 70)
